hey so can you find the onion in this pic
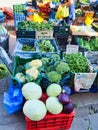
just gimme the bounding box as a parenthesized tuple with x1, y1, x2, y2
(58, 93, 70, 105)
(63, 102, 74, 114)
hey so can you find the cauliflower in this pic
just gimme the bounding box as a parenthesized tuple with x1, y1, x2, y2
(46, 71, 61, 83)
(25, 59, 42, 70)
(15, 72, 26, 83)
(26, 67, 39, 82)
(55, 62, 70, 75)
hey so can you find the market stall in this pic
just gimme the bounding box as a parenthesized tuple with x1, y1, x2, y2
(1, 0, 98, 130)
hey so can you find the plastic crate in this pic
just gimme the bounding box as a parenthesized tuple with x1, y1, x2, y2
(56, 35, 69, 51)
(36, 30, 53, 39)
(13, 4, 26, 13)
(16, 30, 35, 38)
(12, 55, 41, 77)
(35, 38, 60, 57)
(14, 13, 26, 28)
(15, 38, 38, 58)
(53, 26, 70, 37)
(25, 110, 75, 130)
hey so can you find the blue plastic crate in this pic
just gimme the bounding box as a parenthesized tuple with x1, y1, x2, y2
(15, 38, 38, 58)
(35, 38, 60, 57)
(14, 13, 26, 28)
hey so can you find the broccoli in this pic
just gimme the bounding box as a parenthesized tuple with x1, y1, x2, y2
(55, 61, 70, 75)
(46, 71, 61, 83)
(51, 54, 60, 61)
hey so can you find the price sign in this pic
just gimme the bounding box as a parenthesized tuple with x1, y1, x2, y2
(66, 45, 79, 54)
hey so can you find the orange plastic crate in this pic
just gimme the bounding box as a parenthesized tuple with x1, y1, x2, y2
(25, 110, 75, 130)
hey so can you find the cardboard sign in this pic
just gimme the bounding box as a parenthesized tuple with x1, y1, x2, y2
(74, 73, 97, 92)
(66, 45, 79, 54)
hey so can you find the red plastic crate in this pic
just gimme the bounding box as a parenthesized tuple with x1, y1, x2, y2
(25, 110, 75, 130)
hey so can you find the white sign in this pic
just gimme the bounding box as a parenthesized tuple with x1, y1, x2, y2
(74, 73, 97, 92)
(66, 45, 79, 54)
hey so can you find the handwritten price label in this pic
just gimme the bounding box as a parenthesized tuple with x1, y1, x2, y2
(66, 45, 79, 54)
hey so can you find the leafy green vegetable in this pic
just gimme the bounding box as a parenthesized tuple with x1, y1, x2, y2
(37, 40, 55, 52)
(0, 64, 9, 79)
(64, 52, 90, 73)
(17, 21, 53, 31)
(22, 44, 36, 51)
(78, 37, 98, 51)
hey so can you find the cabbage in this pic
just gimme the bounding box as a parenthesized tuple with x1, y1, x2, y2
(46, 83, 62, 97)
(22, 82, 42, 100)
(23, 99, 47, 121)
(46, 97, 63, 114)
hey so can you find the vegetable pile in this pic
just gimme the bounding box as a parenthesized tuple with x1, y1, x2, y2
(78, 37, 98, 51)
(64, 52, 90, 73)
(0, 64, 9, 79)
(22, 44, 36, 51)
(37, 40, 55, 52)
(17, 21, 53, 31)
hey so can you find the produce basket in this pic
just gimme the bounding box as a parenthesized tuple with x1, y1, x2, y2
(35, 38, 60, 57)
(25, 110, 75, 130)
(16, 30, 35, 38)
(14, 13, 26, 28)
(13, 4, 26, 13)
(55, 35, 69, 51)
(36, 30, 53, 39)
(77, 36, 98, 51)
(12, 55, 41, 77)
(53, 26, 70, 37)
(15, 38, 38, 58)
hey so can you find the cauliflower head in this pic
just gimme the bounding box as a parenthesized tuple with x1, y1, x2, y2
(26, 67, 39, 82)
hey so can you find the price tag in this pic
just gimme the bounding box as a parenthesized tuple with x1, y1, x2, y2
(66, 45, 79, 54)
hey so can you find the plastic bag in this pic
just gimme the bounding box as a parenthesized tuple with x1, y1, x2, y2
(3, 80, 23, 114)
(55, 5, 69, 19)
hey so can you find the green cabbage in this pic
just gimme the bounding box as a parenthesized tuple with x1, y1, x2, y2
(22, 82, 42, 100)
(46, 83, 62, 97)
(23, 99, 47, 121)
(46, 97, 63, 114)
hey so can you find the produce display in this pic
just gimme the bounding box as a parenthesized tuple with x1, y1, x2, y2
(17, 21, 53, 31)
(0, 64, 9, 79)
(22, 44, 36, 51)
(36, 39, 55, 52)
(64, 52, 90, 73)
(78, 37, 98, 51)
